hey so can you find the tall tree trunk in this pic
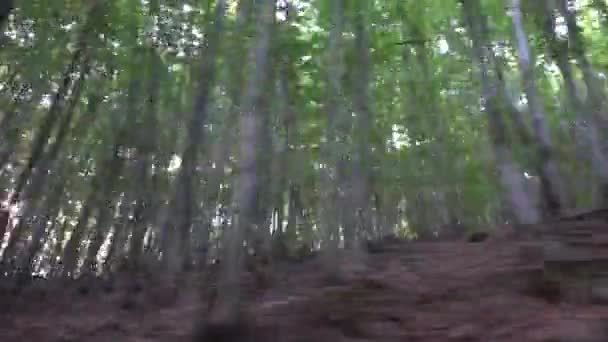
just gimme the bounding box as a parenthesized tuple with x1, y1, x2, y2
(61, 140, 125, 277)
(0, 76, 95, 264)
(127, 40, 162, 267)
(251, 20, 277, 256)
(275, 3, 302, 252)
(11, 10, 95, 202)
(285, 184, 299, 243)
(82, 197, 119, 273)
(0, 86, 29, 171)
(557, 0, 608, 125)
(556, 0, 608, 205)
(535, 0, 608, 206)
(162, 0, 225, 276)
(49, 220, 69, 277)
(16, 60, 91, 209)
(351, 4, 374, 242)
(460, 0, 540, 224)
(203, 0, 274, 332)
(15, 165, 68, 276)
(511, 0, 569, 216)
(274, 62, 294, 245)
(195, 0, 254, 259)
(319, 0, 346, 260)
(490, 55, 534, 147)
(400, 7, 457, 231)
(103, 194, 133, 271)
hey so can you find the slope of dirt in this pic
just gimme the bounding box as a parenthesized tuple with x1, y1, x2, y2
(2, 220, 608, 341)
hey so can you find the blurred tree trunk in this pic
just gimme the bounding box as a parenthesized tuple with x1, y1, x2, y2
(162, 0, 226, 275)
(13, 163, 67, 276)
(11, 5, 97, 202)
(554, 0, 608, 205)
(127, 46, 162, 268)
(280, 76, 307, 249)
(103, 194, 133, 271)
(533, 0, 608, 207)
(203, 0, 274, 331)
(61, 139, 125, 277)
(0, 64, 93, 264)
(270, 63, 292, 252)
(400, 9, 455, 233)
(558, 0, 608, 125)
(351, 3, 374, 241)
(49, 220, 70, 277)
(82, 196, 119, 273)
(460, 0, 540, 224)
(251, 16, 278, 256)
(0, 87, 36, 173)
(319, 0, 346, 261)
(197, 0, 254, 240)
(511, 0, 569, 216)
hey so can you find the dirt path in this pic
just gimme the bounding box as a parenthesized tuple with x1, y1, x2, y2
(1, 237, 608, 341)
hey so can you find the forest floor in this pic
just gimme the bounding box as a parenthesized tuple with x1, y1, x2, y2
(2, 218, 608, 341)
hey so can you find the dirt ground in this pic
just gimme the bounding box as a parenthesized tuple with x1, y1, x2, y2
(2, 225, 608, 341)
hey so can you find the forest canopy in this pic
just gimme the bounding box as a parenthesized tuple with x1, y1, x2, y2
(0, 0, 607, 285)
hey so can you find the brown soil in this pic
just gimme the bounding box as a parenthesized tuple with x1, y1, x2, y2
(2, 219, 608, 341)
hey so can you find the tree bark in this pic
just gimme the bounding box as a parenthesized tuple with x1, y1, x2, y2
(511, 0, 569, 216)
(460, 0, 540, 224)
(319, 0, 346, 261)
(15, 168, 68, 275)
(351, 4, 375, 242)
(61, 140, 125, 277)
(162, 0, 226, 275)
(535, 0, 608, 206)
(205, 0, 274, 329)
(11, 7, 96, 202)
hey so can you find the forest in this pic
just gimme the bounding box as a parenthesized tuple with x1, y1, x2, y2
(2, 0, 608, 341)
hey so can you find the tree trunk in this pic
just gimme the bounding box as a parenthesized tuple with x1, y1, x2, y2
(553, 0, 608, 204)
(204, 0, 274, 331)
(127, 38, 161, 266)
(319, 0, 346, 262)
(460, 0, 540, 224)
(351, 4, 374, 242)
(251, 23, 278, 256)
(511, 0, 569, 216)
(83, 198, 119, 273)
(103, 195, 133, 272)
(534, 0, 608, 206)
(15, 168, 67, 275)
(162, 0, 225, 276)
(49, 220, 69, 277)
(61, 141, 125, 277)
(0, 70, 93, 263)
(11, 12, 93, 202)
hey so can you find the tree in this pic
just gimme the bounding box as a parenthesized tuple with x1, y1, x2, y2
(460, 0, 540, 224)
(1, 0, 608, 329)
(199, 0, 275, 335)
